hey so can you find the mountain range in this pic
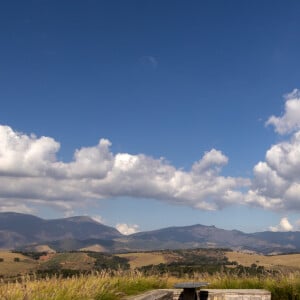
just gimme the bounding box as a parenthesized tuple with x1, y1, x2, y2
(1, 212, 300, 254)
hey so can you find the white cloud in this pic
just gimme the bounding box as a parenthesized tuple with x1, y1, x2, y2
(266, 89, 300, 134)
(269, 217, 293, 232)
(0, 125, 249, 214)
(246, 90, 300, 212)
(0, 125, 60, 177)
(4, 90, 300, 216)
(116, 223, 139, 235)
(67, 139, 114, 179)
(246, 127, 300, 211)
(192, 148, 228, 175)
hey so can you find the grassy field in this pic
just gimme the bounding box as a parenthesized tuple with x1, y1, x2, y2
(119, 249, 300, 271)
(117, 252, 168, 268)
(0, 251, 39, 276)
(0, 251, 98, 278)
(41, 252, 96, 271)
(3, 248, 300, 279)
(226, 251, 300, 270)
(117, 248, 225, 269)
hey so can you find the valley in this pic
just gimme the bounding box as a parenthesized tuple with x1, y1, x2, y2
(1, 248, 300, 280)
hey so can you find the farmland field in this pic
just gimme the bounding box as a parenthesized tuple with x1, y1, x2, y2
(119, 249, 300, 272)
(2, 248, 300, 279)
(0, 250, 39, 276)
(1, 249, 300, 299)
(117, 252, 168, 268)
(226, 251, 300, 270)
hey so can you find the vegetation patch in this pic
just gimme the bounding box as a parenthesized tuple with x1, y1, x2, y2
(40, 252, 95, 271)
(87, 252, 130, 270)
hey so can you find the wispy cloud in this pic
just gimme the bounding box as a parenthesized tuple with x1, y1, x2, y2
(91, 215, 105, 224)
(139, 56, 158, 70)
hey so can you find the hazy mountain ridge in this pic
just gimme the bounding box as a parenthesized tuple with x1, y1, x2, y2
(128, 224, 291, 253)
(1, 212, 299, 254)
(0, 212, 122, 249)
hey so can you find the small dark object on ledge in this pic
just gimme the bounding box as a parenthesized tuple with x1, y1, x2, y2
(174, 282, 209, 300)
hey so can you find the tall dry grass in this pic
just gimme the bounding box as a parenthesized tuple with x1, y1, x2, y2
(2, 269, 300, 300)
(0, 270, 167, 300)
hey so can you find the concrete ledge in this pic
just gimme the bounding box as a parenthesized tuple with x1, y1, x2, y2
(125, 289, 271, 300)
(125, 289, 173, 300)
(200, 289, 271, 300)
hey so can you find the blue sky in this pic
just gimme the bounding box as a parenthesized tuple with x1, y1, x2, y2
(1, 1, 300, 234)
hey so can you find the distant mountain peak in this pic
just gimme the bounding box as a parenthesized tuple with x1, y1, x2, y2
(0, 212, 122, 249)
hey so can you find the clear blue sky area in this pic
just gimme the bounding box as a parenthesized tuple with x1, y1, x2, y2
(1, 1, 300, 233)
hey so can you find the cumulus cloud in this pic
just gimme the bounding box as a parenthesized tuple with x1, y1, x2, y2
(246, 90, 300, 211)
(116, 223, 139, 235)
(0, 125, 249, 214)
(0, 125, 60, 177)
(266, 89, 300, 134)
(192, 149, 228, 175)
(4, 88, 300, 216)
(269, 217, 293, 232)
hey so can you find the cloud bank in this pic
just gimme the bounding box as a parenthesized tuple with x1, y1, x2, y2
(247, 89, 300, 211)
(2, 89, 300, 219)
(0, 125, 249, 215)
